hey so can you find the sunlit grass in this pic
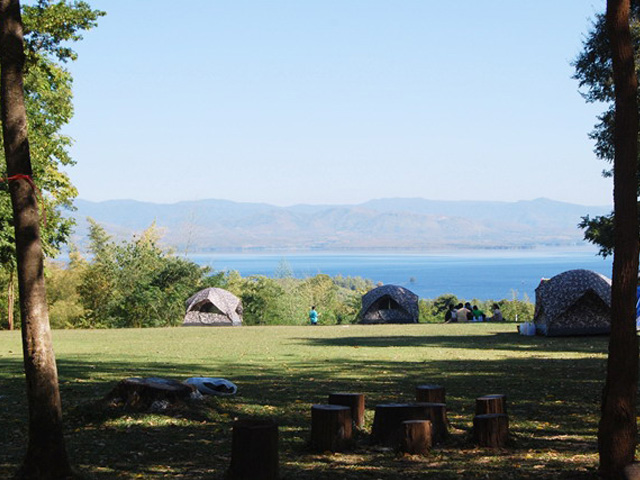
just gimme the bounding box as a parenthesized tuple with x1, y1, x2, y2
(0, 323, 620, 479)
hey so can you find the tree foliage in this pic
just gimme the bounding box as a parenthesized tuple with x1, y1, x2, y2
(77, 220, 211, 328)
(0, 1, 104, 257)
(0, 1, 103, 329)
(573, 3, 640, 255)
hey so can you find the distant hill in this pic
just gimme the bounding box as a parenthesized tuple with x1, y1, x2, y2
(69, 197, 611, 253)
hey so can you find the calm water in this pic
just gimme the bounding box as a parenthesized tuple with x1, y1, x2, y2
(187, 249, 614, 301)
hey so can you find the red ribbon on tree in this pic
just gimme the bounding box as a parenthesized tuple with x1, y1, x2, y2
(2, 173, 47, 227)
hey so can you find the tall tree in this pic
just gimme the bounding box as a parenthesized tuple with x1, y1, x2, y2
(0, 0, 73, 477)
(0, 0, 103, 329)
(573, 2, 640, 256)
(598, 0, 640, 477)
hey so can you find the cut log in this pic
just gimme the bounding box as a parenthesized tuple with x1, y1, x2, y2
(416, 402, 448, 443)
(415, 384, 445, 404)
(229, 419, 279, 480)
(328, 392, 365, 428)
(310, 404, 352, 452)
(399, 420, 432, 455)
(104, 377, 195, 410)
(475, 394, 507, 415)
(473, 413, 509, 448)
(372, 402, 448, 446)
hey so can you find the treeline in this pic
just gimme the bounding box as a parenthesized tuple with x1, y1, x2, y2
(0, 221, 533, 329)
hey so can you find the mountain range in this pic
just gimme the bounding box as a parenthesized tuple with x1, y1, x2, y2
(69, 197, 611, 252)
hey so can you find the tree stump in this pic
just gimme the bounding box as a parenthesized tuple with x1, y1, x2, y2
(416, 402, 448, 443)
(372, 403, 448, 446)
(415, 384, 445, 404)
(473, 413, 509, 447)
(229, 419, 279, 480)
(399, 420, 432, 455)
(475, 394, 507, 415)
(104, 377, 195, 410)
(310, 404, 352, 452)
(328, 392, 365, 428)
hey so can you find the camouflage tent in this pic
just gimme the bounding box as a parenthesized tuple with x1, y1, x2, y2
(533, 269, 611, 336)
(183, 288, 243, 327)
(360, 285, 419, 324)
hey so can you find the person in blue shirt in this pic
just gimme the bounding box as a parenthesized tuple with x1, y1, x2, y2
(309, 306, 319, 325)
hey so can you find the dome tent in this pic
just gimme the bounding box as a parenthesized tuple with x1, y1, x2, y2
(183, 287, 243, 327)
(359, 284, 419, 324)
(533, 269, 611, 336)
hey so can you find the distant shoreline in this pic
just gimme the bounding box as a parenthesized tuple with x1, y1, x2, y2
(181, 245, 601, 257)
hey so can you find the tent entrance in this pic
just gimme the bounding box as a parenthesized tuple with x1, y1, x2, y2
(193, 300, 224, 315)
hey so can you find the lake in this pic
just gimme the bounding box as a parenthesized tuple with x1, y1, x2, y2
(187, 248, 613, 301)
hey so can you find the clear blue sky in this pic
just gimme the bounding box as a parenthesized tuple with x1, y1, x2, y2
(62, 1, 611, 207)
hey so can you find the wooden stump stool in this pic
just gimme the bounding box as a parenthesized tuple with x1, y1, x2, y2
(372, 402, 448, 446)
(473, 413, 509, 448)
(229, 418, 279, 480)
(399, 420, 432, 455)
(475, 394, 507, 415)
(415, 384, 445, 404)
(416, 402, 448, 443)
(328, 392, 365, 428)
(310, 404, 352, 452)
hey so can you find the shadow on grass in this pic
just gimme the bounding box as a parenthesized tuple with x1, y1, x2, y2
(1, 346, 608, 479)
(294, 331, 609, 354)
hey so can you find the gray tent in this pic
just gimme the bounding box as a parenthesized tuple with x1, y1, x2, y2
(360, 285, 419, 324)
(533, 269, 611, 336)
(183, 287, 243, 326)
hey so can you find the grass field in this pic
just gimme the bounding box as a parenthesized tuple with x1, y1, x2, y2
(0, 323, 622, 479)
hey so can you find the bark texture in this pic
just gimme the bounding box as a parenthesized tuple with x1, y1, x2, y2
(415, 384, 446, 404)
(310, 404, 352, 452)
(0, 0, 72, 477)
(229, 419, 279, 480)
(399, 420, 432, 455)
(328, 392, 365, 428)
(475, 394, 507, 416)
(473, 413, 509, 448)
(599, 1, 640, 478)
(372, 402, 448, 446)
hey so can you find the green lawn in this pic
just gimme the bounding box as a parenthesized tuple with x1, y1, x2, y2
(0, 323, 619, 479)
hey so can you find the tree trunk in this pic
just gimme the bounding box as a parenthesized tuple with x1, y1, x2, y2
(7, 267, 14, 330)
(0, 0, 72, 477)
(599, 1, 640, 478)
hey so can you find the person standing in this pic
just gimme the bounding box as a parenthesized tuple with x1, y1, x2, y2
(309, 306, 319, 325)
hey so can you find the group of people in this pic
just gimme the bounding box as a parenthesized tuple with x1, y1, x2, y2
(444, 302, 503, 323)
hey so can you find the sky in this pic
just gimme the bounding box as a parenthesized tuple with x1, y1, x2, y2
(60, 1, 612, 207)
